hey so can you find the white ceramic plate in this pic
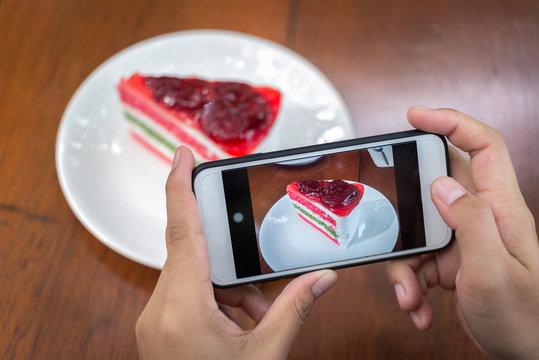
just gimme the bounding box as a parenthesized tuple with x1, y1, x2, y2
(56, 30, 353, 269)
(259, 185, 398, 272)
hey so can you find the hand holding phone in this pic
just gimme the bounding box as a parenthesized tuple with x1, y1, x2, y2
(135, 146, 337, 360)
(387, 108, 539, 359)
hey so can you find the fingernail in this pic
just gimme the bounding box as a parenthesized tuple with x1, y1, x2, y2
(312, 271, 337, 298)
(413, 106, 431, 110)
(172, 147, 182, 169)
(410, 311, 421, 328)
(394, 284, 406, 304)
(433, 177, 466, 205)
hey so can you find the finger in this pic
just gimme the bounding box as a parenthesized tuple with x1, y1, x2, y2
(447, 146, 475, 193)
(387, 258, 436, 330)
(253, 270, 337, 356)
(387, 254, 453, 310)
(163, 146, 210, 285)
(214, 285, 271, 323)
(410, 297, 434, 330)
(387, 257, 424, 311)
(409, 107, 536, 259)
(431, 176, 509, 274)
(408, 107, 522, 204)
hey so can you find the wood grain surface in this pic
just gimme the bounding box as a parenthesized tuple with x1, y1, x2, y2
(1, 0, 538, 359)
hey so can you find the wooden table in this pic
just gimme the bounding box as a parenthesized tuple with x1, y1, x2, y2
(1, 0, 537, 358)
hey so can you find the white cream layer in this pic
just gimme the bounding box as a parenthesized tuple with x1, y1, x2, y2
(291, 196, 361, 248)
(123, 103, 231, 161)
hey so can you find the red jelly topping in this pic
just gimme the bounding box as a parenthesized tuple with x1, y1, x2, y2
(297, 180, 364, 215)
(145, 77, 208, 111)
(297, 180, 330, 198)
(144, 76, 275, 147)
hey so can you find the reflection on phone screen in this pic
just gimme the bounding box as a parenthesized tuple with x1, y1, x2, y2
(222, 142, 424, 278)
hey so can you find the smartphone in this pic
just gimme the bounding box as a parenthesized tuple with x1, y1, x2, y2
(193, 130, 452, 287)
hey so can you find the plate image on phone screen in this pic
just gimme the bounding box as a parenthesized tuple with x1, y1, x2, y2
(221, 142, 425, 279)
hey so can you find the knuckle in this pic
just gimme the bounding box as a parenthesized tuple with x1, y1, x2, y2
(166, 223, 204, 246)
(165, 227, 185, 251)
(165, 224, 184, 242)
(440, 107, 459, 113)
(165, 169, 189, 195)
(462, 196, 492, 223)
(160, 317, 181, 341)
(135, 310, 186, 346)
(292, 296, 312, 325)
(135, 308, 183, 343)
(386, 257, 420, 282)
(488, 127, 505, 143)
(158, 307, 189, 342)
(488, 128, 509, 152)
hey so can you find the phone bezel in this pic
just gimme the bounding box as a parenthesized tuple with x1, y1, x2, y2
(193, 130, 452, 287)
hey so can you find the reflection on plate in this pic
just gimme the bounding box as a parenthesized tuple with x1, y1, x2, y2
(55, 30, 353, 269)
(259, 185, 399, 272)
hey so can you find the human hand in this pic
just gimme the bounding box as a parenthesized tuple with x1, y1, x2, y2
(387, 107, 539, 359)
(135, 146, 338, 360)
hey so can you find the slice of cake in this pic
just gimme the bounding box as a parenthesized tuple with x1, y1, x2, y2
(286, 179, 365, 247)
(117, 74, 281, 163)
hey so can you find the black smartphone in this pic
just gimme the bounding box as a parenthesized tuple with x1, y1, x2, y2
(193, 130, 451, 287)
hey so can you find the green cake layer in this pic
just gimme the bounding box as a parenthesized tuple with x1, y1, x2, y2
(124, 111, 176, 153)
(293, 204, 338, 239)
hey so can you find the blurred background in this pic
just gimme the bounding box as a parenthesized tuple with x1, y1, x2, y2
(1, 0, 537, 358)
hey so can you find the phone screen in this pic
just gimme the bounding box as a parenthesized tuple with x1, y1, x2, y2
(221, 141, 425, 278)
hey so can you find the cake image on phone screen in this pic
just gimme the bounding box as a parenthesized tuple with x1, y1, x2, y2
(117, 74, 281, 163)
(286, 179, 365, 247)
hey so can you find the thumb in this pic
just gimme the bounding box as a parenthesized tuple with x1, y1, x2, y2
(163, 146, 210, 284)
(253, 270, 337, 356)
(431, 176, 507, 272)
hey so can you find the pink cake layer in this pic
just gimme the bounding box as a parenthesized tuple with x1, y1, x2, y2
(130, 130, 173, 166)
(288, 189, 337, 228)
(119, 81, 221, 161)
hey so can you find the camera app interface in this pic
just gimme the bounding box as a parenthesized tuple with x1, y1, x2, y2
(222, 142, 425, 278)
